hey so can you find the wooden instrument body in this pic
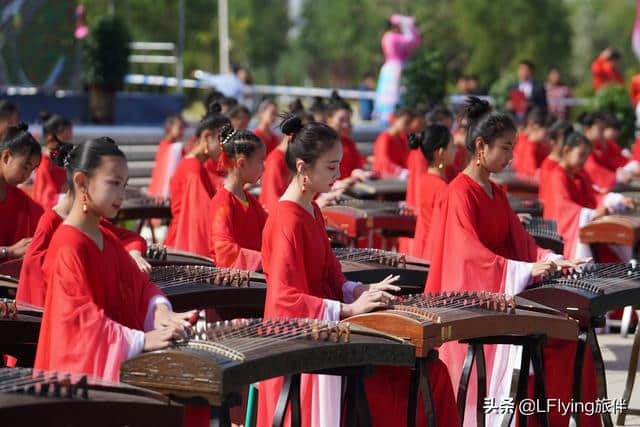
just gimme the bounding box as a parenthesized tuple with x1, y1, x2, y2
(322, 203, 416, 239)
(121, 330, 415, 406)
(114, 187, 172, 221)
(346, 179, 407, 201)
(0, 300, 40, 366)
(508, 195, 543, 216)
(524, 217, 564, 254)
(491, 171, 539, 196)
(1, 368, 182, 427)
(146, 246, 215, 267)
(0, 274, 17, 299)
(346, 303, 578, 358)
(579, 214, 640, 247)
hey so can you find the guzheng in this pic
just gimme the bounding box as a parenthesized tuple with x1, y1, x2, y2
(346, 178, 407, 201)
(491, 170, 539, 196)
(322, 198, 416, 241)
(508, 195, 543, 216)
(524, 217, 564, 254)
(0, 273, 17, 299)
(150, 265, 266, 316)
(145, 244, 215, 266)
(345, 292, 578, 357)
(519, 262, 640, 328)
(121, 318, 415, 408)
(0, 368, 183, 426)
(334, 248, 429, 292)
(0, 299, 41, 367)
(579, 212, 640, 247)
(115, 187, 171, 222)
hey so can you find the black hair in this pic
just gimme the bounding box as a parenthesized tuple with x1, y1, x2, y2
(426, 105, 453, 125)
(609, 48, 621, 60)
(602, 112, 621, 130)
(0, 122, 40, 158)
(548, 119, 574, 142)
(196, 102, 232, 138)
(577, 111, 605, 127)
(280, 113, 339, 172)
(563, 130, 591, 150)
(51, 137, 125, 194)
(525, 107, 547, 127)
(289, 98, 305, 114)
(203, 89, 224, 110)
(309, 97, 326, 114)
(394, 106, 413, 119)
(219, 124, 263, 165)
(220, 97, 238, 112)
(408, 124, 451, 162)
(228, 105, 251, 119)
(463, 96, 516, 153)
(40, 112, 71, 140)
(519, 60, 535, 71)
(0, 101, 18, 120)
(326, 91, 351, 116)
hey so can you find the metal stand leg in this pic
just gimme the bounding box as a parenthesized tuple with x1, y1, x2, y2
(475, 344, 487, 427)
(211, 404, 231, 427)
(407, 363, 419, 427)
(457, 344, 477, 425)
(618, 310, 640, 425)
(531, 340, 550, 427)
(419, 359, 437, 427)
(570, 331, 588, 427)
(272, 374, 301, 427)
(586, 328, 613, 427)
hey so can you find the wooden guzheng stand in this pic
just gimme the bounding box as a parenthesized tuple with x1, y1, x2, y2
(0, 367, 183, 426)
(519, 262, 640, 426)
(0, 298, 40, 367)
(346, 291, 579, 427)
(121, 318, 415, 427)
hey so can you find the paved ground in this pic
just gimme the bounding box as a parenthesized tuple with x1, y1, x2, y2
(601, 332, 640, 425)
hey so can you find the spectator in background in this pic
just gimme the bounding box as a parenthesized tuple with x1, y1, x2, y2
(592, 47, 624, 92)
(466, 75, 483, 95)
(545, 68, 573, 119)
(509, 60, 547, 115)
(358, 73, 376, 121)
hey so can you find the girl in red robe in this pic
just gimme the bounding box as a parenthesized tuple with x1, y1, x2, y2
(208, 127, 267, 271)
(538, 120, 573, 206)
(17, 186, 150, 309)
(258, 115, 458, 427)
(31, 112, 72, 209)
(511, 108, 550, 177)
(410, 125, 457, 259)
(372, 107, 413, 178)
(253, 99, 280, 155)
(148, 115, 185, 198)
(0, 123, 43, 263)
(540, 130, 634, 261)
(259, 136, 291, 214)
(326, 93, 367, 180)
(34, 137, 193, 382)
(425, 97, 590, 426)
(165, 104, 231, 256)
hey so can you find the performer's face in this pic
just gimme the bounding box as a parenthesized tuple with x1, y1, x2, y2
(327, 109, 352, 137)
(564, 143, 591, 170)
(82, 155, 128, 219)
(304, 141, 342, 194)
(0, 149, 39, 185)
(239, 143, 266, 185)
(478, 130, 516, 173)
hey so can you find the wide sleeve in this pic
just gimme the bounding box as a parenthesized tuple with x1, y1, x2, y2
(584, 155, 617, 190)
(22, 195, 44, 237)
(35, 246, 144, 382)
(100, 219, 147, 253)
(208, 197, 262, 271)
(373, 133, 407, 178)
(16, 219, 55, 308)
(424, 188, 534, 296)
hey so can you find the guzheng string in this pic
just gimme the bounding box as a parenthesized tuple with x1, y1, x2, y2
(392, 292, 515, 316)
(333, 248, 405, 264)
(150, 266, 250, 289)
(0, 370, 80, 392)
(545, 263, 640, 291)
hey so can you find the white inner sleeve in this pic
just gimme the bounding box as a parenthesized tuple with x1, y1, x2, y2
(315, 299, 343, 427)
(576, 208, 596, 259)
(487, 345, 523, 427)
(323, 299, 341, 322)
(622, 160, 640, 175)
(144, 295, 173, 332)
(341, 281, 361, 304)
(398, 168, 409, 181)
(504, 259, 534, 296)
(603, 192, 626, 212)
(123, 328, 145, 359)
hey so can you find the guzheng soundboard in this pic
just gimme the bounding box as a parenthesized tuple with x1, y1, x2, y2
(150, 265, 266, 316)
(524, 217, 564, 254)
(346, 292, 578, 357)
(0, 298, 41, 367)
(116, 187, 171, 221)
(322, 198, 416, 240)
(519, 262, 640, 328)
(334, 248, 429, 293)
(121, 318, 415, 407)
(491, 170, 539, 196)
(0, 368, 183, 426)
(346, 178, 407, 201)
(145, 244, 215, 266)
(579, 212, 640, 247)
(508, 195, 543, 216)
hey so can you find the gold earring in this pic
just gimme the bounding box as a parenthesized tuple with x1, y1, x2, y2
(476, 153, 481, 167)
(82, 193, 88, 214)
(301, 176, 308, 193)
(438, 162, 444, 169)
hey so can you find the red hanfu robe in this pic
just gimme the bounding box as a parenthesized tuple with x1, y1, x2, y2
(208, 188, 267, 271)
(583, 153, 617, 192)
(17, 209, 147, 308)
(512, 133, 550, 177)
(259, 148, 291, 214)
(372, 130, 410, 178)
(148, 139, 184, 198)
(0, 185, 43, 246)
(591, 55, 624, 91)
(165, 157, 215, 256)
(538, 157, 559, 207)
(412, 173, 447, 259)
(204, 158, 226, 192)
(253, 128, 280, 155)
(339, 135, 365, 179)
(425, 173, 558, 426)
(590, 139, 628, 172)
(406, 149, 429, 209)
(444, 145, 468, 182)
(31, 154, 67, 209)
(34, 225, 164, 381)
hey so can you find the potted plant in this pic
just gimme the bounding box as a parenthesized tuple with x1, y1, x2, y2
(84, 16, 131, 123)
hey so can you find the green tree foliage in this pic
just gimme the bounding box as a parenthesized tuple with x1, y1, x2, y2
(590, 84, 636, 146)
(402, 47, 447, 109)
(84, 15, 131, 90)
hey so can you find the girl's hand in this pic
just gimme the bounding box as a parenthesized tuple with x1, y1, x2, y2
(353, 274, 401, 300)
(154, 304, 197, 331)
(517, 213, 532, 225)
(531, 260, 557, 280)
(129, 250, 152, 274)
(144, 326, 184, 352)
(593, 207, 609, 220)
(8, 238, 31, 258)
(341, 288, 397, 318)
